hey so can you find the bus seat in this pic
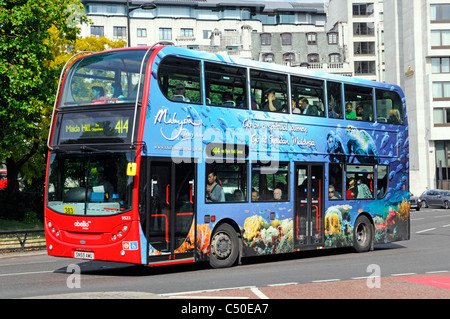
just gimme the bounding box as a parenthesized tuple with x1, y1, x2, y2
(172, 95, 186, 102)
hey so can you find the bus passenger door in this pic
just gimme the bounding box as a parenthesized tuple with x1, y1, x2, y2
(294, 164, 324, 248)
(147, 160, 196, 260)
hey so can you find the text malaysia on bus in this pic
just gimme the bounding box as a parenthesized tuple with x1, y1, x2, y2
(45, 45, 410, 268)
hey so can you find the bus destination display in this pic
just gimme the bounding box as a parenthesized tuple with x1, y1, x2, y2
(56, 109, 134, 145)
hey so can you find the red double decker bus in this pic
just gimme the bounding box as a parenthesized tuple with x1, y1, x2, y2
(45, 44, 410, 268)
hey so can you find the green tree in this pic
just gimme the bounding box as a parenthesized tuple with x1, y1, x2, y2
(0, 0, 88, 205)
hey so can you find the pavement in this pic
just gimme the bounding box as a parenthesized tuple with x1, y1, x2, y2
(160, 273, 450, 299)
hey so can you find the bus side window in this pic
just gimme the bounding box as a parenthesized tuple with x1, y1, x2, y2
(204, 62, 248, 108)
(377, 165, 389, 199)
(329, 163, 343, 200)
(346, 165, 374, 200)
(251, 163, 289, 201)
(327, 81, 343, 119)
(291, 76, 325, 117)
(250, 69, 287, 113)
(376, 89, 404, 125)
(205, 163, 247, 203)
(344, 84, 374, 122)
(157, 56, 202, 104)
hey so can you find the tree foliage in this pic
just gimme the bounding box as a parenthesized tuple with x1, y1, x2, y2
(0, 0, 88, 203)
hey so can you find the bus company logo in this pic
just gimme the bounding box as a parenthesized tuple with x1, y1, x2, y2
(74, 220, 91, 229)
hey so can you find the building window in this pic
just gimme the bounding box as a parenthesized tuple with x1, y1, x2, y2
(261, 53, 274, 63)
(434, 108, 450, 126)
(431, 30, 450, 48)
(203, 30, 212, 39)
(137, 28, 147, 37)
(435, 141, 450, 189)
(113, 26, 126, 39)
(433, 82, 450, 100)
(281, 33, 292, 45)
(354, 42, 375, 55)
(329, 53, 341, 63)
(432, 57, 450, 73)
(261, 33, 271, 45)
(353, 3, 374, 16)
(159, 28, 172, 40)
(354, 61, 375, 75)
(306, 33, 317, 45)
(91, 26, 104, 37)
(283, 52, 295, 65)
(181, 28, 194, 37)
(353, 22, 375, 36)
(308, 53, 319, 63)
(431, 4, 450, 22)
(328, 32, 338, 44)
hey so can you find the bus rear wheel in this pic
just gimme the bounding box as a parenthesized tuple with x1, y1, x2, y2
(210, 223, 239, 268)
(353, 215, 373, 253)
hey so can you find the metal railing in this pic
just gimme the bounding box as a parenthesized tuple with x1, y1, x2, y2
(0, 229, 46, 252)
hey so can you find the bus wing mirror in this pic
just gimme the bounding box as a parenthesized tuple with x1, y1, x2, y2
(127, 163, 137, 176)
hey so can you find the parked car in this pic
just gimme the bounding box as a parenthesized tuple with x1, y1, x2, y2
(420, 189, 450, 209)
(410, 193, 422, 211)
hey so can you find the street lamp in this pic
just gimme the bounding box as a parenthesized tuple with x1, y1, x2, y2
(127, 1, 157, 47)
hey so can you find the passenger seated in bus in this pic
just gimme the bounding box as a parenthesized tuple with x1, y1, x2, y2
(329, 185, 339, 200)
(251, 190, 260, 201)
(388, 109, 401, 124)
(221, 92, 235, 107)
(206, 172, 225, 202)
(172, 83, 190, 102)
(346, 178, 358, 199)
(299, 97, 319, 116)
(273, 188, 283, 201)
(328, 101, 340, 118)
(261, 89, 282, 112)
(356, 178, 372, 199)
(233, 189, 244, 201)
(92, 86, 105, 100)
(356, 104, 372, 121)
(345, 102, 357, 119)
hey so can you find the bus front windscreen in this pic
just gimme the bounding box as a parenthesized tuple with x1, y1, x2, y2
(47, 152, 134, 216)
(59, 49, 151, 108)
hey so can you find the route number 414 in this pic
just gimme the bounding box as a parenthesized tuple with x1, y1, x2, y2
(115, 119, 129, 134)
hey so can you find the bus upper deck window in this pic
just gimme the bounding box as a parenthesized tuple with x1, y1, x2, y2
(250, 70, 287, 113)
(327, 81, 343, 119)
(157, 56, 202, 104)
(59, 50, 149, 107)
(204, 62, 248, 109)
(291, 76, 325, 117)
(375, 89, 404, 125)
(344, 84, 374, 122)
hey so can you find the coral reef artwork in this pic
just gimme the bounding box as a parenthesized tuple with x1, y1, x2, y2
(243, 215, 293, 255)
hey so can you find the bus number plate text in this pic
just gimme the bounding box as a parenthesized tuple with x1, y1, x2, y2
(74, 251, 94, 260)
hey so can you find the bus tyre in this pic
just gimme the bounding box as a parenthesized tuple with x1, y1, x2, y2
(210, 223, 240, 269)
(353, 215, 373, 253)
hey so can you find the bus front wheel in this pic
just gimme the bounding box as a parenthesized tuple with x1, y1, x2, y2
(210, 223, 240, 268)
(353, 215, 373, 253)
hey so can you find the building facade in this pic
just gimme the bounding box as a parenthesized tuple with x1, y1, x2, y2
(80, 0, 353, 74)
(385, 0, 450, 192)
(326, 0, 385, 81)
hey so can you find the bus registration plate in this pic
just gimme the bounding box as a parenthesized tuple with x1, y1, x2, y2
(74, 251, 94, 260)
